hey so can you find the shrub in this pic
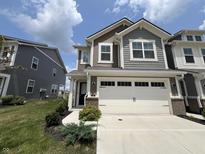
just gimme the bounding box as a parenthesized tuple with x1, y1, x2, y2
(55, 99, 68, 115)
(60, 122, 96, 145)
(1, 95, 25, 105)
(1, 95, 14, 105)
(45, 112, 60, 127)
(11, 96, 26, 105)
(79, 106, 101, 121)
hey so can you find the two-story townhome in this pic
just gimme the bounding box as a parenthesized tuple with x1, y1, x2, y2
(68, 18, 186, 115)
(0, 35, 67, 99)
(166, 30, 205, 114)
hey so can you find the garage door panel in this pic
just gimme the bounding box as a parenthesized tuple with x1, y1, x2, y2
(98, 78, 171, 115)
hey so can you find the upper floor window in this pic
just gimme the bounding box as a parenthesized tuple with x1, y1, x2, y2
(98, 43, 113, 63)
(130, 40, 157, 61)
(186, 35, 193, 41)
(201, 49, 205, 63)
(183, 48, 194, 63)
(195, 36, 202, 41)
(81, 50, 90, 64)
(31, 57, 39, 70)
(26, 79, 35, 93)
(52, 68, 57, 77)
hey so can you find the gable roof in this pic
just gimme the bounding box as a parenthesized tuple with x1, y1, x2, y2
(116, 18, 171, 39)
(174, 29, 205, 36)
(86, 17, 134, 42)
(1, 35, 67, 73)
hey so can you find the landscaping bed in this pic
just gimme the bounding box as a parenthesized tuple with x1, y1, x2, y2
(0, 99, 96, 154)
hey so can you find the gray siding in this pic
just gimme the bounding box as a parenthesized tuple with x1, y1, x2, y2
(6, 45, 66, 98)
(123, 28, 166, 70)
(77, 50, 90, 71)
(93, 25, 128, 68)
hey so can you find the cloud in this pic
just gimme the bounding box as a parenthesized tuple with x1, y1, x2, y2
(0, 0, 83, 52)
(110, 0, 192, 22)
(199, 20, 205, 30)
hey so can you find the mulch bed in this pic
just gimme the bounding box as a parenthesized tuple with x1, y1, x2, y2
(178, 115, 205, 125)
(45, 110, 72, 141)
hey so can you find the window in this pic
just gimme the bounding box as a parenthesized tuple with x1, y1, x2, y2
(130, 40, 156, 60)
(195, 36, 202, 41)
(26, 79, 35, 93)
(81, 50, 90, 64)
(151, 82, 165, 87)
(100, 81, 115, 86)
(99, 43, 113, 63)
(117, 82, 132, 87)
(135, 82, 149, 87)
(52, 68, 57, 77)
(186, 35, 193, 41)
(201, 49, 205, 63)
(183, 48, 194, 63)
(51, 84, 58, 94)
(31, 57, 39, 70)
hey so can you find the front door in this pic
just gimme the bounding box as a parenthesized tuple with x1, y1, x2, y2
(79, 82, 87, 106)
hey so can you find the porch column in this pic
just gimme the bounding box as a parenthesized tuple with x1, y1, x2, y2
(175, 76, 182, 98)
(68, 78, 74, 110)
(194, 76, 203, 108)
(87, 74, 91, 97)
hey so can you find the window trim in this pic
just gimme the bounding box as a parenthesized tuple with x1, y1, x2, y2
(26, 79, 35, 93)
(200, 48, 205, 64)
(98, 42, 113, 63)
(183, 48, 195, 64)
(80, 50, 90, 64)
(51, 84, 58, 94)
(129, 39, 158, 61)
(31, 56, 39, 70)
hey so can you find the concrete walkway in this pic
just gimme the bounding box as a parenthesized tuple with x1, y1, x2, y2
(62, 109, 80, 125)
(97, 114, 205, 154)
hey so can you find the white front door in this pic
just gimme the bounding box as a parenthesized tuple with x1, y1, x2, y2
(98, 77, 171, 115)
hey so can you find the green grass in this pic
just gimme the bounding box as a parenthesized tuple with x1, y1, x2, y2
(0, 100, 96, 154)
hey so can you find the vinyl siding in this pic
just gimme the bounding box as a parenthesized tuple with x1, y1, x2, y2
(6, 45, 66, 98)
(93, 25, 128, 68)
(123, 28, 166, 70)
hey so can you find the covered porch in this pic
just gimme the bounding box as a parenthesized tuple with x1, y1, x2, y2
(68, 70, 87, 109)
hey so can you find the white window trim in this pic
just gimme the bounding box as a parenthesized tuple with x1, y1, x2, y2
(80, 50, 90, 64)
(182, 48, 195, 65)
(200, 48, 205, 64)
(26, 79, 35, 94)
(51, 84, 58, 94)
(129, 39, 158, 61)
(31, 56, 39, 70)
(185, 35, 203, 42)
(98, 42, 113, 63)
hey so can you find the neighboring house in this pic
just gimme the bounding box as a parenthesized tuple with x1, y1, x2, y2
(166, 30, 205, 113)
(0, 35, 67, 99)
(68, 18, 186, 115)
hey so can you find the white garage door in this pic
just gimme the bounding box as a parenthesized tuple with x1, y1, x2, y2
(98, 77, 171, 115)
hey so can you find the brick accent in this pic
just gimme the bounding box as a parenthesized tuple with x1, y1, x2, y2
(171, 99, 186, 115)
(86, 97, 99, 108)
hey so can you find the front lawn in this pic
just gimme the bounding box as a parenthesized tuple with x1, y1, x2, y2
(0, 100, 96, 154)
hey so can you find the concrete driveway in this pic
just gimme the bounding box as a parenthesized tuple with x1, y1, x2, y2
(97, 107, 205, 154)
